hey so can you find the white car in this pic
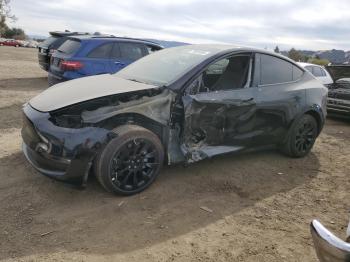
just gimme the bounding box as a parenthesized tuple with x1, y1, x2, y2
(298, 62, 333, 85)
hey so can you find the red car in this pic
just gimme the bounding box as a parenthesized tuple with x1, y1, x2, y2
(0, 39, 21, 47)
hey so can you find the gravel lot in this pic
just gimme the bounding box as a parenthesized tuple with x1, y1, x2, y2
(0, 46, 349, 262)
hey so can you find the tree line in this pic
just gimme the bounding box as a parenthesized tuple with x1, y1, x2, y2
(0, 0, 26, 39)
(274, 45, 330, 66)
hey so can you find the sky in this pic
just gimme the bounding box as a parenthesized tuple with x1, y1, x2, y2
(9, 0, 350, 51)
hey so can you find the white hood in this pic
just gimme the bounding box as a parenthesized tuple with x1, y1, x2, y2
(29, 74, 157, 112)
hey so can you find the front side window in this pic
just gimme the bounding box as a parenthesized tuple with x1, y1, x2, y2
(186, 55, 251, 95)
(258, 54, 303, 85)
(87, 43, 113, 59)
(40, 36, 59, 47)
(119, 43, 144, 60)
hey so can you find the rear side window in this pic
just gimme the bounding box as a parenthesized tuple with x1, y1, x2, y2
(88, 43, 113, 58)
(50, 37, 67, 49)
(259, 54, 302, 85)
(57, 39, 81, 55)
(312, 66, 326, 77)
(305, 65, 326, 77)
(292, 66, 304, 80)
(41, 36, 59, 47)
(110, 43, 121, 59)
(119, 43, 144, 60)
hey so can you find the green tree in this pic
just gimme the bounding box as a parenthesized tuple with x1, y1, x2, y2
(3, 27, 25, 39)
(288, 48, 304, 62)
(0, 0, 16, 37)
(274, 46, 280, 53)
(307, 58, 330, 66)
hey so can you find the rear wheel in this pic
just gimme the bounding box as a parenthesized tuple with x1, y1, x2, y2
(95, 125, 164, 195)
(282, 114, 318, 157)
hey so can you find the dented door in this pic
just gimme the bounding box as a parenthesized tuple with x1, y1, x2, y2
(182, 87, 258, 162)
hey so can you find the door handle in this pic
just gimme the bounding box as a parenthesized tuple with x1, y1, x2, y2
(114, 61, 125, 66)
(242, 98, 254, 102)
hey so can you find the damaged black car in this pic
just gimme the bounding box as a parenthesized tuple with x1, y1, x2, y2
(21, 45, 328, 195)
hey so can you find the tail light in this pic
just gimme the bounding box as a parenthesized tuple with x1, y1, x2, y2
(60, 61, 83, 71)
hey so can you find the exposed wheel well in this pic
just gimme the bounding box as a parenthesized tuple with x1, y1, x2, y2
(102, 113, 167, 145)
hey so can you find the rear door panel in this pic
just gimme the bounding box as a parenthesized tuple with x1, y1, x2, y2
(253, 53, 306, 145)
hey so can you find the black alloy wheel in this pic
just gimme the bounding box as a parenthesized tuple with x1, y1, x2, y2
(109, 138, 160, 191)
(95, 125, 164, 195)
(282, 114, 318, 157)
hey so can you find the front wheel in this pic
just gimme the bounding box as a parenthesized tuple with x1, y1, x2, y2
(282, 114, 318, 157)
(95, 125, 164, 195)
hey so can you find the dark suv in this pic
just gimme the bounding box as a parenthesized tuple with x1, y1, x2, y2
(38, 31, 89, 71)
(22, 45, 327, 195)
(48, 36, 163, 86)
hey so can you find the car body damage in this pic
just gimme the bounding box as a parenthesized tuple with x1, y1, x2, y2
(181, 92, 256, 163)
(80, 88, 174, 125)
(21, 44, 328, 194)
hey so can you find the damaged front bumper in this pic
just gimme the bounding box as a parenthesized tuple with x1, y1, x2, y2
(21, 104, 111, 185)
(311, 220, 350, 262)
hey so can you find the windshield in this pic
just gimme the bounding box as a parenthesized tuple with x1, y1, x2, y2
(116, 45, 219, 86)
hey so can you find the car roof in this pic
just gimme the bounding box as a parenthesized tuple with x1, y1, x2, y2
(158, 44, 301, 65)
(297, 62, 324, 68)
(69, 35, 163, 48)
(49, 31, 90, 37)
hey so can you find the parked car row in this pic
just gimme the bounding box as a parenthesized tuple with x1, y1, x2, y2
(47, 35, 162, 86)
(38, 31, 91, 71)
(0, 38, 39, 48)
(0, 38, 22, 47)
(37, 31, 163, 84)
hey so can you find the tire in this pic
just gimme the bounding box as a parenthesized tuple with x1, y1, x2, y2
(95, 125, 164, 195)
(282, 114, 318, 158)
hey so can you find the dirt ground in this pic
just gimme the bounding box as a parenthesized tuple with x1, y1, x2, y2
(0, 46, 349, 262)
